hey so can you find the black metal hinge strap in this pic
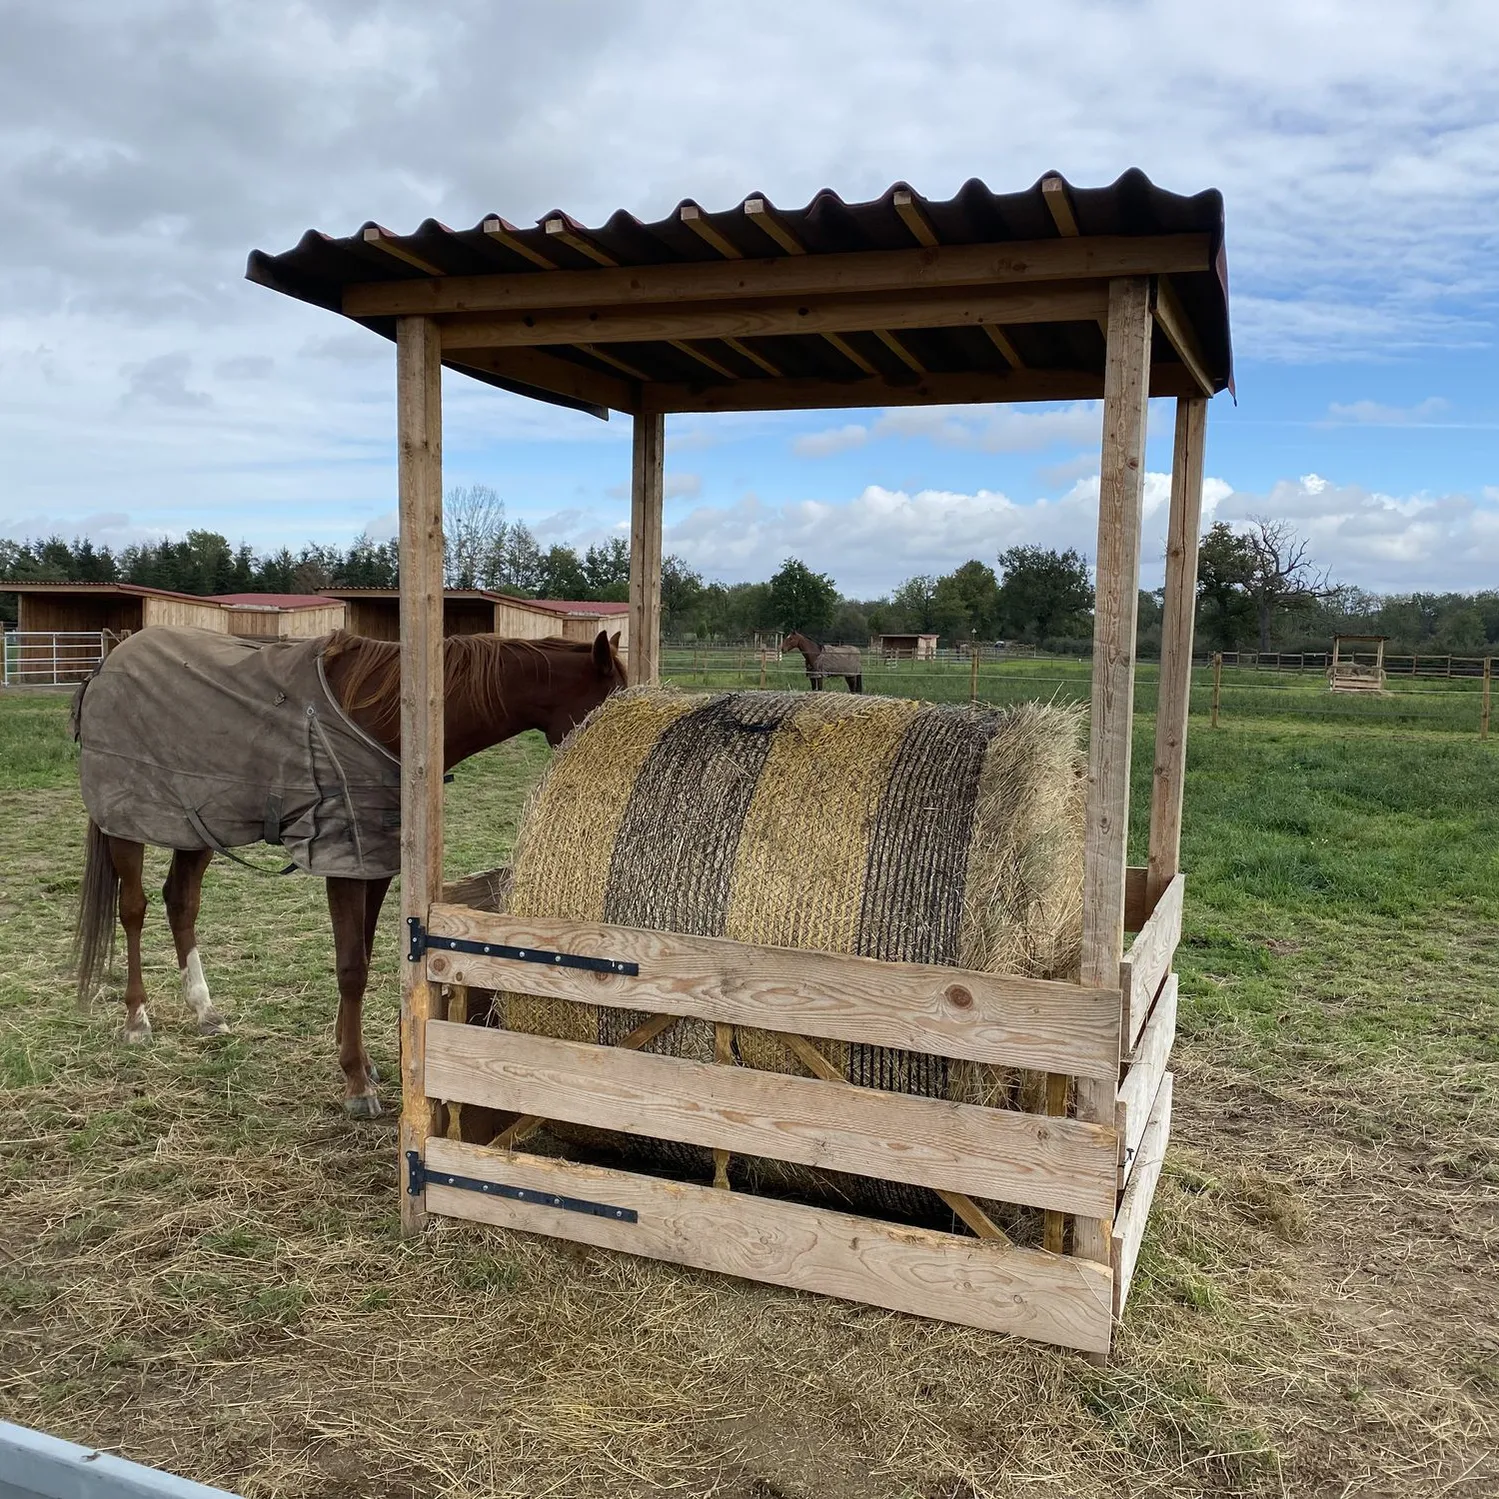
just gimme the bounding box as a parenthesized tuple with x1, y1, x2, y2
(405, 1152, 637, 1222)
(406, 916, 637, 976)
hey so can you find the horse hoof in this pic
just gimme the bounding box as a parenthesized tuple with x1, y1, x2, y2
(197, 1014, 231, 1037)
(123, 1016, 152, 1046)
(344, 1094, 382, 1120)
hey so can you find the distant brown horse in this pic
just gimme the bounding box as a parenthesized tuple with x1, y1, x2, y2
(72, 627, 626, 1117)
(782, 631, 862, 692)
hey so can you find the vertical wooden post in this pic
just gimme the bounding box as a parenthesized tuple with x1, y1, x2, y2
(628, 412, 665, 686)
(397, 315, 445, 1237)
(969, 645, 980, 704)
(1076, 276, 1152, 1292)
(1146, 397, 1207, 907)
(760, 648, 767, 689)
(1481, 657, 1491, 741)
(1211, 652, 1223, 727)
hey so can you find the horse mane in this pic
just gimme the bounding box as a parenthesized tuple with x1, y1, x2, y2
(322, 630, 592, 740)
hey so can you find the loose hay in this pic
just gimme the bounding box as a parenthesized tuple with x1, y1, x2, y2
(492, 688, 1086, 1235)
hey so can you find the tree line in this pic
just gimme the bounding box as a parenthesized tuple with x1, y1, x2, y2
(3, 491, 1495, 656)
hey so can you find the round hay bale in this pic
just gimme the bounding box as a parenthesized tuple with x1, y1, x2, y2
(494, 687, 1085, 1235)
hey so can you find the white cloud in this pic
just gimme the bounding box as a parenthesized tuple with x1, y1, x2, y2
(1325, 397, 1451, 425)
(664, 471, 702, 500)
(792, 424, 868, 458)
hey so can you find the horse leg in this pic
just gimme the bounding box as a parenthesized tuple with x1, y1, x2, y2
(327, 876, 381, 1118)
(108, 838, 151, 1045)
(163, 848, 228, 1036)
(358, 875, 393, 1087)
(850, 674, 863, 694)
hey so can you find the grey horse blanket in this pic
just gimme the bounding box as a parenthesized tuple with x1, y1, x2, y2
(73, 627, 401, 878)
(812, 643, 861, 675)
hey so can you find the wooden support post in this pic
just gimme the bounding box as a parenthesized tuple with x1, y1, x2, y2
(628, 412, 665, 686)
(969, 646, 980, 704)
(1211, 651, 1223, 728)
(1147, 397, 1207, 907)
(397, 314, 445, 1236)
(1076, 276, 1153, 1291)
(760, 648, 767, 689)
(1482, 657, 1491, 741)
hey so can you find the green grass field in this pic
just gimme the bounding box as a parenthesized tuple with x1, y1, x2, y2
(0, 684, 1494, 1498)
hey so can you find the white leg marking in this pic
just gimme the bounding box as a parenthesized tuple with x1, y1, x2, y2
(181, 948, 229, 1034)
(123, 1008, 152, 1045)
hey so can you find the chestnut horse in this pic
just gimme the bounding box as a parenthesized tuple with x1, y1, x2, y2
(72, 628, 626, 1117)
(781, 631, 863, 692)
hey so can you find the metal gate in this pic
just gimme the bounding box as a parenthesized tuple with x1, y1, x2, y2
(1, 630, 115, 687)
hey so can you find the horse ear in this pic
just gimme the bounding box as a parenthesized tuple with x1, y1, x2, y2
(592, 630, 613, 675)
(609, 630, 621, 649)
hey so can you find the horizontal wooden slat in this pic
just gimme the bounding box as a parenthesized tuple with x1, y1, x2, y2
(1111, 1071, 1173, 1319)
(437, 282, 1111, 351)
(1119, 872, 1183, 1050)
(342, 234, 1213, 319)
(642, 363, 1209, 414)
(424, 1137, 1114, 1354)
(424, 905, 1122, 1080)
(425, 1022, 1119, 1218)
(1117, 975, 1177, 1189)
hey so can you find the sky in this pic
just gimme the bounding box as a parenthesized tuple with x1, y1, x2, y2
(2, 0, 1497, 598)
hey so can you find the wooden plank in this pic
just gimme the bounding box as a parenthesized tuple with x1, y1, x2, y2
(644, 364, 1205, 414)
(628, 412, 664, 686)
(1120, 872, 1183, 1051)
(436, 282, 1112, 350)
(423, 905, 1123, 1078)
(981, 323, 1026, 369)
(743, 197, 807, 256)
(666, 339, 736, 378)
(1112, 1071, 1173, 1319)
(396, 315, 445, 1234)
(444, 346, 636, 414)
(1117, 975, 1177, 1188)
(425, 1137, 1115, 1354)
(1148, 399, 1208, 905)
(1124, 865, 1150, 933)
(481, 216, 559, 270)
(680, 203, 744, 260)
(770, 1031, 1010, 1243)
(544, 216, 617, 267)
(1042, 1070, 1070, 1253)
(425, 1022, 1119, 1218)
(873, 327, 926, 373)
(342, 234, 1213, 318)
(1042, 176, 1081, 238)
(1151, 278, 1214, 396)
(892, 189, 939, 248)
(1075, 276, 1153, 1275)
(364, 226, 444, 277)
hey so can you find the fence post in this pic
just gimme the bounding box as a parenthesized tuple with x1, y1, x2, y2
(969, 645, 979, 704)
(759, 649, 767, 690)
(1211, 651, 1223, 728)
(1483, 657, 1492, 742)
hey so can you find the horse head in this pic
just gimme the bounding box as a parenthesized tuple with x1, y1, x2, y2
(539, 630, 627, 746)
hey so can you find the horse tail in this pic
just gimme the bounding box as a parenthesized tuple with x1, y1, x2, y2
(73, 819, 118, 1009)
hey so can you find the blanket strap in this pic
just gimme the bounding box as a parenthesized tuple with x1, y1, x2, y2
(185, 808, 297, 877)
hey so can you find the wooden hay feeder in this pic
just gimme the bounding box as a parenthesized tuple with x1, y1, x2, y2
(248, 171, 1232, 1359)
(1330, 633, 1388, 692)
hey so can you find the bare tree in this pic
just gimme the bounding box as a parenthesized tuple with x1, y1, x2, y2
(1243, 517, 1334, 652)
(444, 484, 509, 589)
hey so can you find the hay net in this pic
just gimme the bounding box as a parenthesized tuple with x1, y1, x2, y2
(494, 687, 1085, 1232)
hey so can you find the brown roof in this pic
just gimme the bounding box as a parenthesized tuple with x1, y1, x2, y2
(246, 171, 1231, 417)
(320, 588, 626, 618)
(3, 581, 214, 604)
(214, 593, 339, 609)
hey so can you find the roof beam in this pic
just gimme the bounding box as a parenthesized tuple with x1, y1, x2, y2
(679, 203, 783, 374)
(442, 346, 636, 414)
(1151, 275, 1215, 396)
(892, 189, 940, 249)
(481, 217, 559, 271)
(362, 226, 445, 277)
(643, 362, 1207, 414)
(342, 235, 1213, 319)
(1042, 177, 1081, 238)
(437, 281, 1110, 351)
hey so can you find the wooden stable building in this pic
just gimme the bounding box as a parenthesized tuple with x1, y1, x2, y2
(318, 587, 629, 649)
(248, 170, 1232, 1358)
(872, 631, 940, 660)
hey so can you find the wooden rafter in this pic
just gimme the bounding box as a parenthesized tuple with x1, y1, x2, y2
(1151, 276, 1215, 396)
(443, 346, 635, 414)
(872, 328, 926, 374)
(481, 217, 559, 271)
(342, 233, 1213, 318)
(577, 344, 653, 382)
(363, 226, 445, 277)
(677, 204, 784, 376)
(1042, 176, 1081, 238)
